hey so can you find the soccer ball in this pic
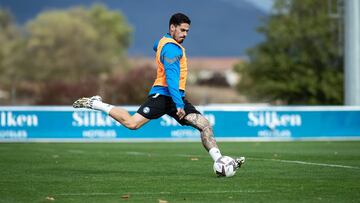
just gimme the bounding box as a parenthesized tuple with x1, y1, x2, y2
(213, 156, 237, 177)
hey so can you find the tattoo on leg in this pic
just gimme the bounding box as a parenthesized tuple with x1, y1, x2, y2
(200, 127, 217, 151)
(184, 113, 218, 151)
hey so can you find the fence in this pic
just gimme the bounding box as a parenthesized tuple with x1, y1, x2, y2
(0, 106, 359, 142)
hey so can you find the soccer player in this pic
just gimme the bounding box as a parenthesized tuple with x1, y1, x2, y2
(73, 13, 244, 171)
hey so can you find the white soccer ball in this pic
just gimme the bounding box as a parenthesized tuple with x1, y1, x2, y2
(213, 156, 237, 177)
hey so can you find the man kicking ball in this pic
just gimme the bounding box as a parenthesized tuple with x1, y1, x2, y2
(73, 13, 244, 174)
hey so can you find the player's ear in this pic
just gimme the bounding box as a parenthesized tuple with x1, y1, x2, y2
(170, 24, 175, 33)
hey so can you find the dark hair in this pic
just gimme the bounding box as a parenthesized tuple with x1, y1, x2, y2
(169, 13, 191, 28)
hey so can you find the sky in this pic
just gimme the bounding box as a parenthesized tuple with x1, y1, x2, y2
(221, 0, 274, 13)
(245, 0, 274, 13)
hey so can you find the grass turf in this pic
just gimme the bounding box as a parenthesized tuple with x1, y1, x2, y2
(0, 141, 359, 203)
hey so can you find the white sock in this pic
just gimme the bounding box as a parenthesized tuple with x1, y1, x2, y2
(209, 148, 222, 161)
(92, 100, 114, 115)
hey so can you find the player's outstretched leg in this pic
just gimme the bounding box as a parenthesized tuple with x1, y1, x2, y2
(73, 95, 149, 130)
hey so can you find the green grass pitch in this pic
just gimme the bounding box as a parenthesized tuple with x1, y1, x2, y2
(0, 141, 359, 203)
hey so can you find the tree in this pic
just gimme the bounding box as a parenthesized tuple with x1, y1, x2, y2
(235, 0, 343, 104)
(24, 4, 132, 83)
(88, 5, 132, 55)
(0, 8, 25, 103)
(12, 4, 133, 104)
(0, 8, 14, 84)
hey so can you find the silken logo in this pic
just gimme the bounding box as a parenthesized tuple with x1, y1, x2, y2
(72, 111, 121, 127)
(0, 111, 38, 127)
(247, 111, 302, 129)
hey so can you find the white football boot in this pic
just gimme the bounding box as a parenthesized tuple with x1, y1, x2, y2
(234, 156, 245, 169)
(73, 95, 102, 109)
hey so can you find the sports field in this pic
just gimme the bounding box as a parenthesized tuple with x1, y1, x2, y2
(0, 141, 359, 203)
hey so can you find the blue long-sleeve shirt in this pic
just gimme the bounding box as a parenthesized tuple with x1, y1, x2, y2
(149, 34, 185, 109)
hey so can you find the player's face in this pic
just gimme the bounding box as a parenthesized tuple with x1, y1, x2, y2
(170, 23, 190, 44)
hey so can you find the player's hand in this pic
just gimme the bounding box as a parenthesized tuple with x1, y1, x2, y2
(176, 108, 186, 120)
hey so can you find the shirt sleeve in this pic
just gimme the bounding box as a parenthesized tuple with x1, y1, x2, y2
(161, 43, 184, 109)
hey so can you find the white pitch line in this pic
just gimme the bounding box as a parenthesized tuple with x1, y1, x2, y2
(54, 190, 269, 196)
(250, 157, 360, 170)
(126, 151, 360, 170)
(126, 151, 153, 156)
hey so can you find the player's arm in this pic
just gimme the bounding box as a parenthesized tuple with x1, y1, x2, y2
(161, 43, 185, 118)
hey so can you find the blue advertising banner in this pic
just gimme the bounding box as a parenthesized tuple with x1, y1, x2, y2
(0, 106, 360, 141)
